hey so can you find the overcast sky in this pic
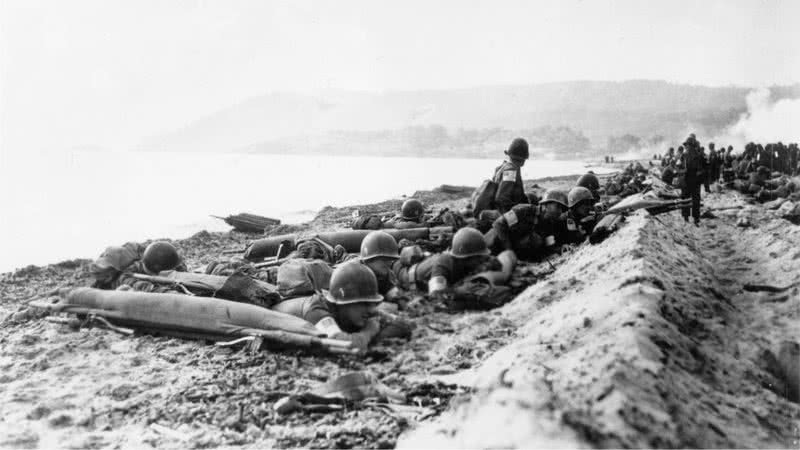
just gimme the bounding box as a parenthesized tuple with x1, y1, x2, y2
(1, 0, 799, 151)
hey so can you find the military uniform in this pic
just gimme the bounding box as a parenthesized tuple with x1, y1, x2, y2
(661, 165, 676, 185)
(272, 294, 346, 329)
(492, 160, 526, 213)
(383, 216, 425, 229)
(393, 252, 497, 292)
(536, 212, 570, 247)
(484, 204, 543, 259)
(561, 210, 598, 245)
(273, 262, 412, 347)
(681, 144, 706, 223)
(90, 243, 187, 292)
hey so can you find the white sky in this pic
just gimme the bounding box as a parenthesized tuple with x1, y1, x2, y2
(1, 0, 799, 151)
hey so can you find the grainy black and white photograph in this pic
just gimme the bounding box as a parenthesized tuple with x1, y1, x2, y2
(1, 0, 799, 448)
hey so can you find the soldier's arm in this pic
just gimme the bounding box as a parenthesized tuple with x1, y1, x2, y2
(491, 216, 514, 251)
(494, 181, 516, 213)
(494, 169, 518, 213)
(325, 317, 381, 352)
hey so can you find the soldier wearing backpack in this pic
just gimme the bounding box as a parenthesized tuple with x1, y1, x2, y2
(471, 138, 530, 216)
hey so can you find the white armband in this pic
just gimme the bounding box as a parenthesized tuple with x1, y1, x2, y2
(315, 316, 342, 336)
(503, 210, 519, 227)
(502, 170, 516, 182)
(428, 276, 448, 294)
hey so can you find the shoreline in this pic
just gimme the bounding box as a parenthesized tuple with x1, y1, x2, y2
(0, 169, 624, 277)
(10, 165, 794, 448)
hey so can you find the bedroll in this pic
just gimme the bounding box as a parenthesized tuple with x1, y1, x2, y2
(33, 287, 321, 340)
(244, 227, 453, 260)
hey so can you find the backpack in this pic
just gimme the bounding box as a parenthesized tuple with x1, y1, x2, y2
(277, 259, 333, 298)
(471, 179, 498, 217)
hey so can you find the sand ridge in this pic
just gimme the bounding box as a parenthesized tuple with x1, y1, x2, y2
(1, 180, 798, 448)
(400, 188, 800, 448)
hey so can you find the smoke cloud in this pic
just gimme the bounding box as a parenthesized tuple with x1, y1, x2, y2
(713, 88, 800, 149)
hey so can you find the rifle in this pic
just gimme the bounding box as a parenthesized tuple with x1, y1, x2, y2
(254, 256, 291, 269)
(642, 198, 694, 216)
(131, 273, 199, 295)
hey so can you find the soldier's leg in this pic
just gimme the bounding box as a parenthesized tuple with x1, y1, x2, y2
(692, 183, 702, 221)
(680, 184, 691, 221)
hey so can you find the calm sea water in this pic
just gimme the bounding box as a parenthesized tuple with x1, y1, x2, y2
(0, 151, 609, 273)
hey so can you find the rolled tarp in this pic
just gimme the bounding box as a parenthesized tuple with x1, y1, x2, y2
(244, 227, 453, 260)
(37, 287, 321, 338)
(244, 234, 297, 261)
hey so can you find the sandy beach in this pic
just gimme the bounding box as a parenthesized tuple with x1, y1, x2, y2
(1, 174, 798, 449)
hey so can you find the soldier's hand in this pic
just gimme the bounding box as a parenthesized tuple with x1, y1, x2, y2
(429, 288, 455, 304)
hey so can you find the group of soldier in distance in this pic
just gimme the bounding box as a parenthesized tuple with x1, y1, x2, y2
(82, 135, 800, 354)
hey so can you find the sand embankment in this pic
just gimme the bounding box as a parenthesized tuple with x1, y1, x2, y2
(1, 181, 798, 448)
(400, 188, 800, 448)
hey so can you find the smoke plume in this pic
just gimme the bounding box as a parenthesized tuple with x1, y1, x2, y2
(713, 88, 800, 148)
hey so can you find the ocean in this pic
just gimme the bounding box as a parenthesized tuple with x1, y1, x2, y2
(0, 150, 610, 273)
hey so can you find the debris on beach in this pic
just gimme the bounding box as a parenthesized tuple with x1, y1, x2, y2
(212, 213, 281, 234)
(2, 168, 799, 449)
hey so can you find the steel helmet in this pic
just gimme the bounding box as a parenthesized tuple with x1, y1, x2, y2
(324, 261, 383, 305)
(360, 231, 400, 261)
(526, 192, 541, 205)
(142, 241, 180, 274)
(576, 172, 600, 192)
(505, 137, 530, 160)
(400, 199, 424, 220)
(450, 227, 490, 259)
(568, 186, 594, 208)
(539, 189, 569, 208)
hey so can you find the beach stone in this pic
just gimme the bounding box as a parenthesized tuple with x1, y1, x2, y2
(110, 383, 137, 401)
(48, 413, 74, 427)
(26, 404, 52, 420)
(0, 429, 39, 449)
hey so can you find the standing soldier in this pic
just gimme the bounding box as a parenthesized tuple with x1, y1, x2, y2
(492, 138, 530, 213)
(707, 142, 719, 186)
(680, 135, 705, 226)
(789, 143, 799, 176)
(722, 146, 735, 182)
(699, 146, 711, 193)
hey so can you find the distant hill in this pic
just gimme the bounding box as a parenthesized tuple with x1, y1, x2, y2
(138, 80, 800, 156)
